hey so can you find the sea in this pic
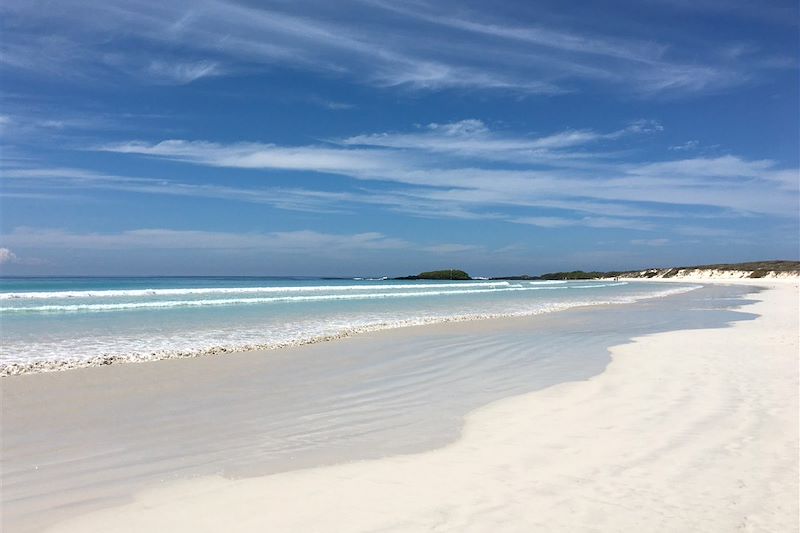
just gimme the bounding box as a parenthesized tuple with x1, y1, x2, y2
(0, 276, 699, 374)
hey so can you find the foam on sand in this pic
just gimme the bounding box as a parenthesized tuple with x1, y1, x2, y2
(0, 284, 691, 376)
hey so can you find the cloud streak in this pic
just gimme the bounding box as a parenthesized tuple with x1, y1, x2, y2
(89, 119, 798, 221)
(0, 247, 18, 264)
(1, 0, 789, 95)
(4, 118, 796, 252)
(1, 227, 409, 251)
(0, 227, 488, 270)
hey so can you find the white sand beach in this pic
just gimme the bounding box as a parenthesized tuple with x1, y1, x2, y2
(34, 280, 798, 533)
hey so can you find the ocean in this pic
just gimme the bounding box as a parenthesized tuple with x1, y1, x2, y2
(0, 276, 698, 374)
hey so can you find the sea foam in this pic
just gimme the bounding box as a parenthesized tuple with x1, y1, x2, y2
(0, 283, 602, 313)
(0, 283, 697, 375)
(0, 281, 523, 300)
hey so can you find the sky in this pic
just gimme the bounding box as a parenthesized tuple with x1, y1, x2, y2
(1, 0, 798, 277)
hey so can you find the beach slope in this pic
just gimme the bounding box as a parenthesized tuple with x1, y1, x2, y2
(47, 282, 799, 532)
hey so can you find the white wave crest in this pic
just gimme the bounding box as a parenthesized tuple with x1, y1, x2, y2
(1, 282, 634, 314)
(1, 285, 560, 313)
(0, 281, 513, 300)
(0, 284, 701, 375)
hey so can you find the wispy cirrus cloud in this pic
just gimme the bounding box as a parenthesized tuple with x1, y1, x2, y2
(338, 119, 662, 162)
(98, 118, 659, 171)
(628, 155, 798, 188)
(1, 227, 409, 251)
(0, 166, 358, 213)
(144, 60, 222, 84)
(5, 119, 796, 244)
(514, 216, 655, 231)
(631, 238, 671, 246)
(1, 225, 528, 275)
(0, 108, 176, 149)
(91, 119, 798, 220)
(0, 0, 790, 94)
(0, 247, 18, 264)
(307, 96, 356, 110)
(669, 140, 700, 151)
(0, 227, 486, 270)
(99, 139, 408, 173)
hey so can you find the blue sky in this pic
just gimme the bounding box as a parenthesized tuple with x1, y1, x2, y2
(1, 0, 798, 276)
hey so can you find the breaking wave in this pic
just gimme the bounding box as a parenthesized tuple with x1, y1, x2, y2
(1, 282, 631, 314)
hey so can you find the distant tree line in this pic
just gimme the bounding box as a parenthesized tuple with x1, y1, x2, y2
(394, 261, 799, 282)
(395, 269, 472, 280)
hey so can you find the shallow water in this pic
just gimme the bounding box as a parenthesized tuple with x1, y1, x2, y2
(1, 277, 695, 373)
(0, 282, 758, 532)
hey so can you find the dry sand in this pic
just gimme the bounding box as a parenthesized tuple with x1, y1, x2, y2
(43, 280, 799, 532)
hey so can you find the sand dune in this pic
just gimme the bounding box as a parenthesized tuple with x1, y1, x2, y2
(46, 282, 799, 532)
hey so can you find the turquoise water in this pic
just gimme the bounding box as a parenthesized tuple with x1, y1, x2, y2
(0, 276, 698, 373)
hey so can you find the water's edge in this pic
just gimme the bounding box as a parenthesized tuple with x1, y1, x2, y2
(1, 284, 696, 376)
(1, 283, 762, 533)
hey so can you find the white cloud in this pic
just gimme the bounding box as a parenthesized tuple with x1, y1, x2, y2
(90, 119, 798, 220)
(426, 119, 488, 136)
(3, 227, 418, 255)
(339, 119, 659, 162)
(0, 247, 18, 264)
(0, 228, 500, 265)
(7, 120, 797, 238)
(514, 216, 654, 231)
(99, 139, 406, 173)
(623, 120, 664, 134)
(631, 238, 670, 246)
(307, 97, 355, 110)
(630, 155, 773, 179)
(102, 118, 657, 178)
(1, 228, 410, 252)
(0, 0, 783, 94)
(421, 243, 483, 254)
(512, 216, 576, 228)
(145, 60, 221, 84)
(669, 140, 700, 151)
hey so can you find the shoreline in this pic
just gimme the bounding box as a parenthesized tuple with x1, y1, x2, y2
(1, 282, 696, 376)
(40, 280, 799, 532)
(0, 280, 785, 532)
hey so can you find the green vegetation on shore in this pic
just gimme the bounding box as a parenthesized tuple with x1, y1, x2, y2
(396, 261, 799, 282)
(672, 260, 800, 272)
(493, 260, 800, 280)
(395, 269, 471, 280)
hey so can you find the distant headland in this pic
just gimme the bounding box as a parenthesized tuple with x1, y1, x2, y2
(395, 261, 800, 281)
(394, 269, 471, 280)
